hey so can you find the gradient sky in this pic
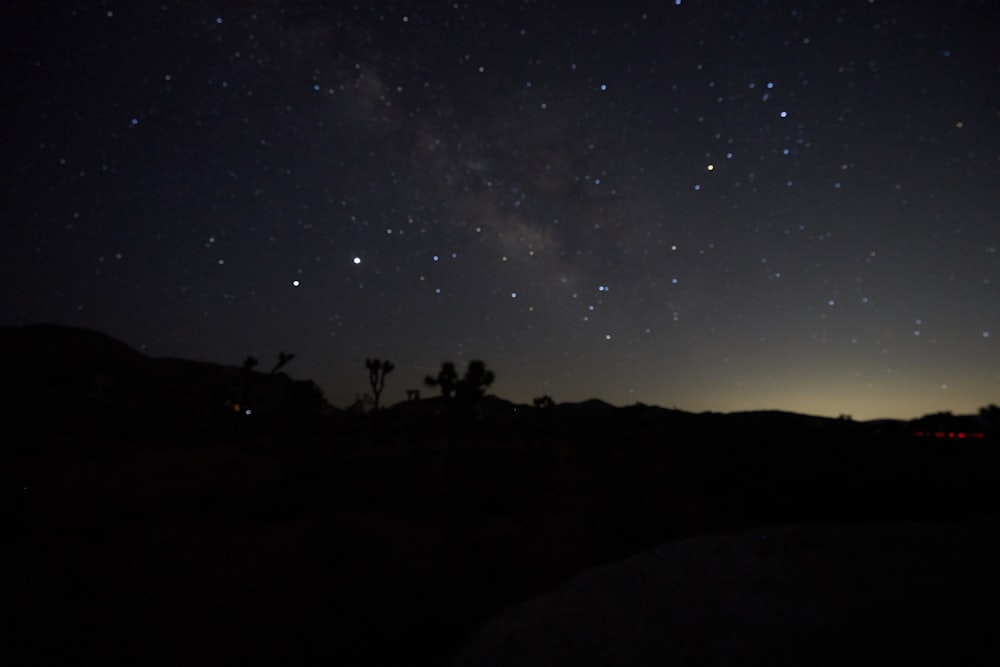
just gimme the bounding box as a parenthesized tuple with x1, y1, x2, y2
(3, 1, 998, 420)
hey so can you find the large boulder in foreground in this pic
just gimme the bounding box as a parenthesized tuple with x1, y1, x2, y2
(454, 520, 1000, 666)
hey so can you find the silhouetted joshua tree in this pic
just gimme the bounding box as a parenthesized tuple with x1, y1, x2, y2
(426, 361, 459, 398)
(271, 351, 295, 375)
(365, 357, 394, 412)
(425, 360, 496, 481)
(425, 359, 495, 412)
(456, 359, 495, 407)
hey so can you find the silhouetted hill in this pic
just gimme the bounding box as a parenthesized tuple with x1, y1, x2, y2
(553, 397, 616, 416)
(1, 322, 144, 360)
(3, 323, 149, 393)
(6, 324, 994, 445)
(0, 323, 330, 440)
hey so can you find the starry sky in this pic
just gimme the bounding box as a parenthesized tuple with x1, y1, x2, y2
(3, 1, 998, 420)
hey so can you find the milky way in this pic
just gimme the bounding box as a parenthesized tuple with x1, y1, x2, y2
(3, 1, 998, 419)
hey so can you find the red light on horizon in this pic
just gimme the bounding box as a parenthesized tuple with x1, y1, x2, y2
(911, 430, 988, 440)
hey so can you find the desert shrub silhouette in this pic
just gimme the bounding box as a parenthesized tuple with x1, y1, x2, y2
(533, 395, 555, 409)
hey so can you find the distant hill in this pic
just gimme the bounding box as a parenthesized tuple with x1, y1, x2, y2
(4, 323, 150, 385)
(0, 324, 329, 438)
(3, 324, 996, 445)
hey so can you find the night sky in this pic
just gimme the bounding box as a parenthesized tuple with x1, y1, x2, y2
(3, 1, 998, 420)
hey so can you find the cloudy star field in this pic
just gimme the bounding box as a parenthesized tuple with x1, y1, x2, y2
(3, 1, 998, 420)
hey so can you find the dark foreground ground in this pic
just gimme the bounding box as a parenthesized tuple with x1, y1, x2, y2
(9, 409, 1000, 665)
(454, 519, 1000, 666)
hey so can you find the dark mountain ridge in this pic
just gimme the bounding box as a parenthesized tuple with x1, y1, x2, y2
(1, 323, 328, 439)
(4, 323, 992, 443)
